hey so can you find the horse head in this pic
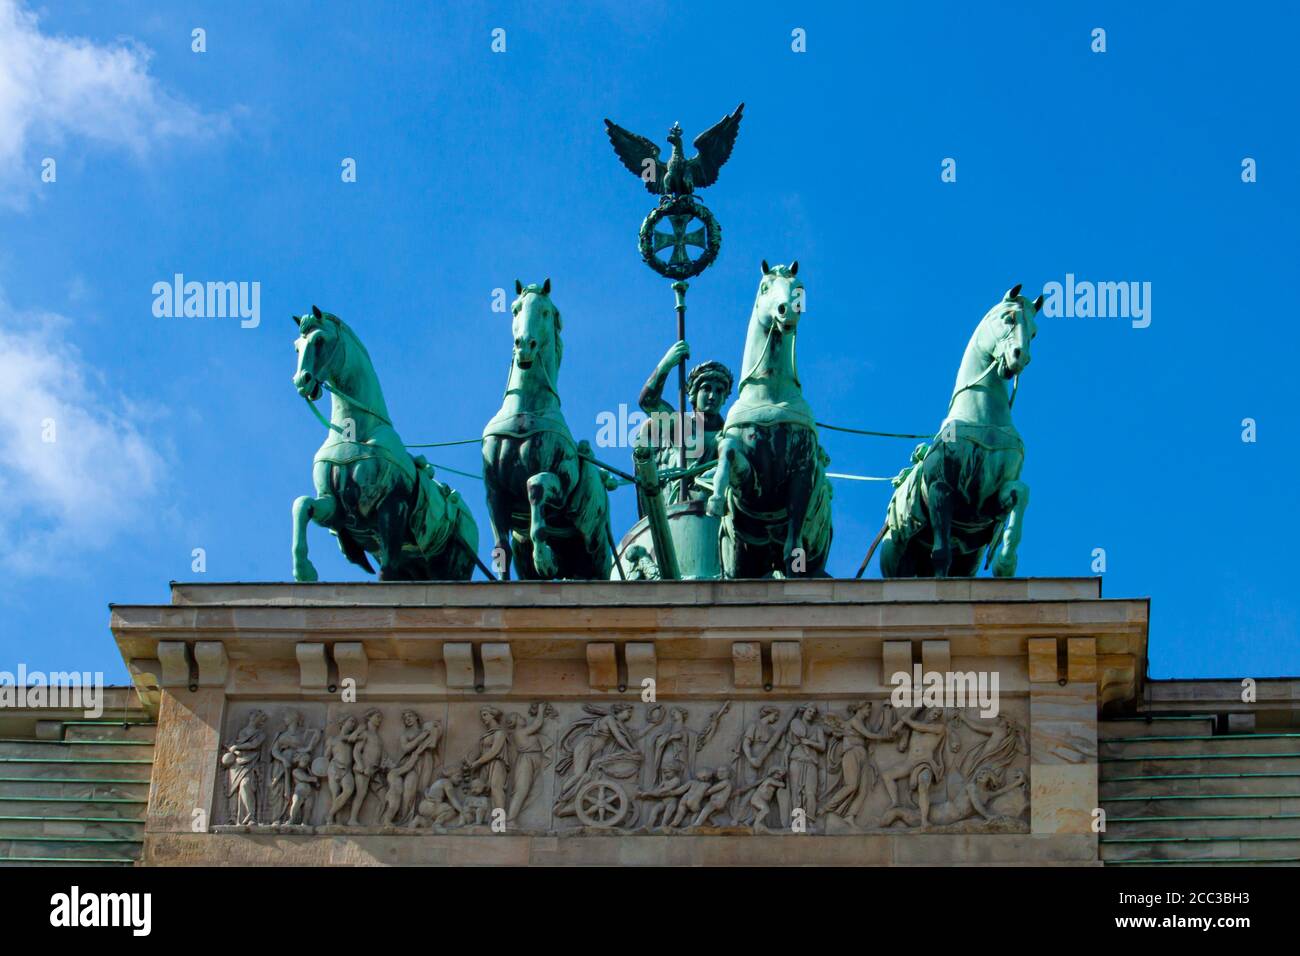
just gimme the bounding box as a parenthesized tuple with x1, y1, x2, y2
(753, 259, 804, 335)
(292, 304, 345, 401)
(978, 284, 1042, 380)
(511, 278, 561, 372)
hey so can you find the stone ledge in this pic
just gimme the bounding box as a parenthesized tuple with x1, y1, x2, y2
(146, 831, 1095, 866)
(161, 577, 1105, 608)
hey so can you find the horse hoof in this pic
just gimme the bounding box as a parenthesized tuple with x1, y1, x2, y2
(294, 560, 319, 583)
(705, 495, 725, 518)
(930, 549, 951, 578)
(533, 542, 557, 578)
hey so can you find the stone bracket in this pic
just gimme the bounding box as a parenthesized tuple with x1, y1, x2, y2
(625, 643, 656, 691)
(296, 642, 329, 691)
(334, 642, 368, 690)
(156, 642, 193, 688)
(585, 642, 657, 692)
(444, 643, 476, 689)
(771, 641, 802, 688)
(442, 642, 513, 692)
(1027, 637, 1060, 683)
(732, 642, 763, 688)
(587, 643, 619, 690)
(481, 643, 514, 692)
(882, 641, 912, 685)
(193, 641, 229, 687)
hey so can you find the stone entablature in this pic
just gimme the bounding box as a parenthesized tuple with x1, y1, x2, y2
(109, 578, 1148, 865)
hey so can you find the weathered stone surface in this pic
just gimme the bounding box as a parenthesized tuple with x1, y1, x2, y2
(480, 642, 513, 691)
(442, 643, 474, 689)
(770, 641, 802, 688)
(334, 642, 368, 689)
(108, 578, 1155, 865)
(586, 642, 618, 690)
(731, 641, 762, 688)
(295, 643, 328, 690)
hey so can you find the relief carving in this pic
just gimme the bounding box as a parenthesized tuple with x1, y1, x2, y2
(215, 699, 1030, 835)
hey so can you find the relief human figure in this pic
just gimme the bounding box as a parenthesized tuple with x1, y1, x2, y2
(505, 703, 556, 822)
(955, 712, 1025, 778)
(691, 766, 735, 828)
(222, 710, 267, 825)
(880, 708, 951, 828)
(270, 710, 321, 823)
(554, 703, 640, 818)
(347, 709, 384, 826)
(880, 767, 1027, 828)
(465, 706, 509, 815)
(410, 768, 465, 829)
(325, 716, 361, 825)
(287, 753, 320, 825)
(667, 768, 718, 827)
(649, 706, 700, 783)
(562, 704, 637, 783)
(786, 704, 826, 826)
(461, 779, 492, 825)
(737, 768, 786, 834)
(395, 712, 440, 823)
(636, 763, 685, 829)
(732, 705, 789, 828)
(823, 701, 896, 821)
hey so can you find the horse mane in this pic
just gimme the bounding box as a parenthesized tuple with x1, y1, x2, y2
(321, 312, 374, 365)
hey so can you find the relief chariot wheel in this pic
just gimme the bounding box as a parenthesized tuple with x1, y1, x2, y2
(574, 777, 630, 827)
(638, 195, 722, 280)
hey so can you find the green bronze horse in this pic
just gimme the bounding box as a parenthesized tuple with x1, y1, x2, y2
(879, 285, 1042, 578)
(290, 305, 479, 581)
(482, 280, 613, 580)
(705, 261, 833, 577)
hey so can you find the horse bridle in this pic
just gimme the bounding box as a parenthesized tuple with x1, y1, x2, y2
(299, 320, 394, 433)
(947, 312, 1024, 413)
(737, 309, 801, 392)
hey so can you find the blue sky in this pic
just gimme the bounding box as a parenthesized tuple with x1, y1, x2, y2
(0, 0, 1296, 680)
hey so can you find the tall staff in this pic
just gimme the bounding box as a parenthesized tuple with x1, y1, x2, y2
(604, 103, 743, 499)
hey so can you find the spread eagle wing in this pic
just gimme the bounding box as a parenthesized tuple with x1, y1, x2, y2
(604, 119, 664, 195)
(687, 102, 744, 190)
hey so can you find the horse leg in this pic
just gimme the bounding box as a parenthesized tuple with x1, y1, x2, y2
(705, 435, 749, 518)
(926, 480, 955, 578)
(783, 449, 816, 577)
(526, 472, 562, 579)
(990, 480, 1029, 577)
(372, 497, 408, 581)
(482, 439, 513, 580)
(291, 462, 338, 582)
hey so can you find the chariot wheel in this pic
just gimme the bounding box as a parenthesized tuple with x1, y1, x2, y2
(574, 778, 630, 827)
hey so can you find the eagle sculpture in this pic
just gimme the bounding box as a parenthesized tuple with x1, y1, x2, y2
(604, 103, 744, 198)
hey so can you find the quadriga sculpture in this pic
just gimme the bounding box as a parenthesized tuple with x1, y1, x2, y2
(482, 280, 613, 579)
(290, 306, 479, 581)
(879, 285, 1042, 578)
(706, 261, 832, 577)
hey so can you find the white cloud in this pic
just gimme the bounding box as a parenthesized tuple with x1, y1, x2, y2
(0, 294, 166, 575)
(0, 0, 224, 207)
